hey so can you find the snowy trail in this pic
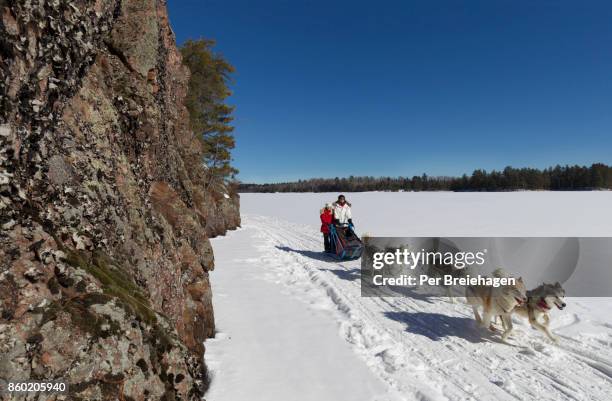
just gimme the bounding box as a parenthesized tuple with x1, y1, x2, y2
(208, 213, 612, 401)
(205, 223, 399, 401)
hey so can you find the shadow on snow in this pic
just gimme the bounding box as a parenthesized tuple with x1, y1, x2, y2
(320, 268, 361, 281)
(275, 246, 364, 281)
(383, 311, 488, 343)
(275, 245, 339, 263)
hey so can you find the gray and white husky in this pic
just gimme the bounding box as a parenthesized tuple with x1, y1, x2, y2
(503, 282, 566, 342)
(465, 268, 528, 342)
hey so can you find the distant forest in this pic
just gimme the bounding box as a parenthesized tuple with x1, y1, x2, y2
(239, 163, 612, 192)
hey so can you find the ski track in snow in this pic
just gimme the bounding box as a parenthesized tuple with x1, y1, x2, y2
(217, 214, 612, 401)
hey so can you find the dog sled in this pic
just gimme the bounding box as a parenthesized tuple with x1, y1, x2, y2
(329, 224, 364, 260)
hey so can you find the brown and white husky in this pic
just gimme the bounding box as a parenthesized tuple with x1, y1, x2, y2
(503, 282, 566, 342)
(465, 268, 527, 342)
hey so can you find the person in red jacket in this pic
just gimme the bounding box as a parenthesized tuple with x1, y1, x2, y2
(320, 203, 334, 252)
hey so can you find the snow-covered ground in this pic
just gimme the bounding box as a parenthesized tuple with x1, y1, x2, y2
(207, 192, 612, 401)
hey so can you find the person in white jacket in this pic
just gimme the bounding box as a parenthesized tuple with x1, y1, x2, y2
(332, 194, 354, 227)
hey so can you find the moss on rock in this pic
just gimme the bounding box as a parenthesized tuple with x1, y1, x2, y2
(63, 249, 157, 325)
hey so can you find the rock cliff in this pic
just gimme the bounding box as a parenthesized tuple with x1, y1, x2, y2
(0, 0, 240, 399)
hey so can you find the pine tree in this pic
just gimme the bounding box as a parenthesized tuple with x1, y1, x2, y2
(180, 39, 238, 188)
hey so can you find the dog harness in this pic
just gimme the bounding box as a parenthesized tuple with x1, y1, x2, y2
(536, 297, 551, 310)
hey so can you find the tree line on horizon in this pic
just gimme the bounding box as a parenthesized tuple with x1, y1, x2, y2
(239, 163, 612, 192)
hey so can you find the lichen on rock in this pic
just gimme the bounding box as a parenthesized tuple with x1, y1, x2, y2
(0, 1, 239, 399)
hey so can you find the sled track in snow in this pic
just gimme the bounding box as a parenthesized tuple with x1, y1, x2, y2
(244, 214, 612, 401)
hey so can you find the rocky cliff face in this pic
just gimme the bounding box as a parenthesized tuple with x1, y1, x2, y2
(0, 1, 240, 399)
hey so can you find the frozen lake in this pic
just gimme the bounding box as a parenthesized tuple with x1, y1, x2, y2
(240, 191, 612, 236)
(207, 191, 612, 401)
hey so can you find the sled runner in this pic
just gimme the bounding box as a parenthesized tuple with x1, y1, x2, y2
(329, 224, 364, 260)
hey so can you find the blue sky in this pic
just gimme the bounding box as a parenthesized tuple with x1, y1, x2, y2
(167, 0, 612, 183)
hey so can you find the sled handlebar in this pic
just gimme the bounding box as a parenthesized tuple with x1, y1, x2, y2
(329, 223, 356, 232)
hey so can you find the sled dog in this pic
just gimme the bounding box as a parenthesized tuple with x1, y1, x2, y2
(503, 282, 566, 342)
(423, 238, 472, 302)
(425, 260, 468, 302)
(465, 268, 527, 342)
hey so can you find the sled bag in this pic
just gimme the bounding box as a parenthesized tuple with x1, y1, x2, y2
(330, 225, 363, 260)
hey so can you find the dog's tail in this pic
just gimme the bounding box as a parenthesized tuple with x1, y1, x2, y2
(492, 267, 509, 278)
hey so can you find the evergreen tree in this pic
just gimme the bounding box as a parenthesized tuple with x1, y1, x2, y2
(180, 39, 238, 187)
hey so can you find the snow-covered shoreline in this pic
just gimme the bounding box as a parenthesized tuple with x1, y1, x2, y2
(207, 193, 612, 401)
